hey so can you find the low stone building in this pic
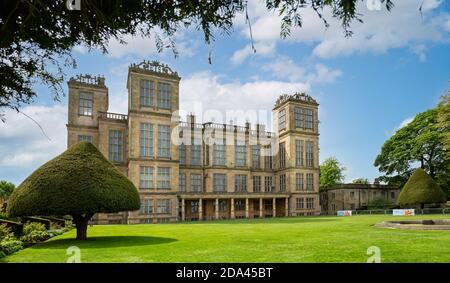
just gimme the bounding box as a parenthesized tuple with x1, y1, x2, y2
(320, 183, 400, 214)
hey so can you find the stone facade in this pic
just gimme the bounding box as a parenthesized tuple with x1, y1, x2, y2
(66, 61, 321, 224)
(320, 183, 401, 214)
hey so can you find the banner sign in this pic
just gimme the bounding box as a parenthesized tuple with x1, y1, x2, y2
(337, 210, 352, 216)
(392, 209, 415, 216)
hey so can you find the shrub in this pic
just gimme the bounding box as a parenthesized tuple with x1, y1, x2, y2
(20, 222, 49, 243)
(0, 235, 23, 255)
(0, 250, 5, 258)
(0, 219, 22, 236)
(0, 224, 12, 240)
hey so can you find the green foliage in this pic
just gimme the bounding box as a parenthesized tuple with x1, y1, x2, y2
(397, 168, 447, 207)
(320, 157, 346, 189)
(20, 222, 50, 244)
(0, 0, 395, 117)
(0, 250, 5, 259)
(0, 235, 23, 255)
(0, 224, 12, 240)
(0, 180, 15, 200)
(367, 198, 394, 209)
(374, 108, 449, 190)
(8, 142, 140, 217)
(436, 92, 450, 151)
(352, 178, 369, 184)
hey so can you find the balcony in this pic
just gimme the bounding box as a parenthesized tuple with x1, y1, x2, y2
(99, 111, 128, 122)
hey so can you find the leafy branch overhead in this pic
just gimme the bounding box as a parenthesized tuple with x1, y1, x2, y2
(0, 0, 394, 116)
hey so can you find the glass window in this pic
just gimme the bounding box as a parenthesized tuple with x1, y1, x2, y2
(140, 79, 154, 107)
(296, 173, 304, 191)
(251, 145, 260, 168)
(295, 107, 314, 130)
(140, 199, 153, 214)
(306, 141, 314, 167)
(157, 82, 171, 109)
(179, 173, 186, 192)
(158, 125, 171, 158)
(279, 142, 286, 169)
(179, 143, 186, 165)
(306, 173, 314, 191)
(108, 130, 122, 162)
(156, 199, 171, 214)
(294, 107, 303, 129)
(213, 142, 226, 166)
(235, 145, 246, 166)
(157, 167, 170, 189)
(253, 176, 261, 192)
(264, 176, 273, 192)
(79, 92, 93, 116)
(280, 174, 286, 191)
(191, 201, 199, 213)
(295, 140, 304, 166)
(305, 109, 314, 130)
(278, 108, 286, 130)
(264, 146, 272, 169)
(219, 200, 227, 212)
(78, 135, 92, 142)
(140, 166, 154, 189)
(213, 174, 227, 192)
(306, 197, 314, 209)
(234, 175, 247, 192)
(191, 142, 201, 165)
(296, 198, 304, 209)
(235, 200, 245, 211)
(191, 174, 202, 192)
(140, 123, 153, 157)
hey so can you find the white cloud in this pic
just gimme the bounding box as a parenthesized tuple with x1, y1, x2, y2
(230, 41, 276, 65)
(410, 44, 427, 62)
(397, 116, 414, 130)
(307, 64, 343, 83)
(0, 105, 67, 168)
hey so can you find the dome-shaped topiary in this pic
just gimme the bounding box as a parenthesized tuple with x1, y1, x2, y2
(397, 168, 446, 209)
(7, 142, 140, 239)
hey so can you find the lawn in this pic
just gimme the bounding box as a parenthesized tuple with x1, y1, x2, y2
(2, 215, 450, 263)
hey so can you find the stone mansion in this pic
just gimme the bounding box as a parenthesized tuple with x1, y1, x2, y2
(66, 61, 320, 224)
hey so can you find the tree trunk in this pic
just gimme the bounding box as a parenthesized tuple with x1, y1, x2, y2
(72, 214, 94, 240)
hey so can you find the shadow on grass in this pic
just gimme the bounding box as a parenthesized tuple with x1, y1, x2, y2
(32, 236, 178, 250)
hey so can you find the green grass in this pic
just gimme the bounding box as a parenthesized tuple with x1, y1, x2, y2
(2, 215, 450, 263)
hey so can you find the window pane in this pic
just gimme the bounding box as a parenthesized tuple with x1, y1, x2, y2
(140, 80, 154, 107)
(140, 166, 154, 189)
(78, 135, 92, 142)
(157, 82, 171, 109)
(108, 130, 122, 162)
(235, 145, 246, 166)
(158, 125, 171, 158)
(79, 92, 93, 116)
(157, 167, 171, 189)
(140, 123, 153, 157)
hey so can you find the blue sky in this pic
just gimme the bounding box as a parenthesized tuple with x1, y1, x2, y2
(0, 0, 449, 185)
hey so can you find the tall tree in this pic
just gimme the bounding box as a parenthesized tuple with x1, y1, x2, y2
(352, 178, 369, 184)
(374, 107, 449, 195)
(0, 0, 394, 119)
(320, 157, 346, 189)
(0, 180, 15, 202)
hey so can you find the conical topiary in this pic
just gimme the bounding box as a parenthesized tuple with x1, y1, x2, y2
(397, 168, 446, 209)
(7, 142, 140, 240)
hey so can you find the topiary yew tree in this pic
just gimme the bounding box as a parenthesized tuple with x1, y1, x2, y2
(397, 168, 446, 209)
(7, 142, 140, 240)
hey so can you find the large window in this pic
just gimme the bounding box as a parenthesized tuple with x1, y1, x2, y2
(157, 167, 170, 189)
(213, 174, 227, 192)
(191, 174, 202, 192)
(251, 145, 260, 168)
(295, 140, 304, 166)
(264, 146, 272, 169)
(306, 197, 314, 209)
(264, 176, 273, 192)
(140, 199, 153, 214)
(158, 125, 171, 158)
(156, 199, 171, 214)
(295, 107, 314, 130)
(140, 79, 154, 107)
(179, 143, 186, 165)
(235, 145, 246, 166)
(253, 176, 261, 192)
(279, 142, 286, 169)
(296, 198, 304, 209)
(279, 174, 286, 191)
(296, 173, 304, 191)
(191, 201, 199, 213)
(278, 108, 286, 130)
(108, 130, 122, 162)
(157, 82, 171, 109)
(306, 141, 314, 167)
(79, 92, 93, 116)
(78, 135, 92, 142)
(306, 173, 314, 191)
(140, 123, 153, 157)
(179, 173, 186, 192)
(234, 175, 247, 192)
(191, 142, 201, 165)
(213, 143, 226, 166)
(219, 200, 227, 212)
(235, 200, 245, 211)
(140, 166, 154, 189)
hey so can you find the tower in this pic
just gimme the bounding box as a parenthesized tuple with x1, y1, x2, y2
(272, 93, 320, 215)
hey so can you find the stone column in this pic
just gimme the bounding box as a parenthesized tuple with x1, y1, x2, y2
(259, 198, 263, 218)
(215, 198, 219, 220)
(285, 197, 289, 217)
(230, 198, 235, 219)
(245, 198, 249, 218)
(199, 198, 203, 221)
(272, 197, 276, 217)
(181, 198, 185, 221)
